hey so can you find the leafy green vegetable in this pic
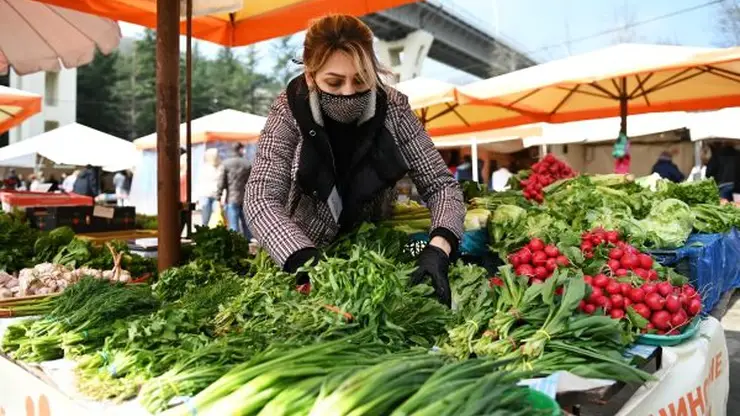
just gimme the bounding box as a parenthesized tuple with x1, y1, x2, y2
(637, 199, 694, 248)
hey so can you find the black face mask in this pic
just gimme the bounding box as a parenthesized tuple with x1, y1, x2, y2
(318, 89, 372, 123)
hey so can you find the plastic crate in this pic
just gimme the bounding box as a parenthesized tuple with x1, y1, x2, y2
(1, 190, 93, 212)
(26, 206, 94, 232)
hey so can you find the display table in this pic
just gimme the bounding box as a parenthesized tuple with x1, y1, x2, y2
(0, 317, 730, 416)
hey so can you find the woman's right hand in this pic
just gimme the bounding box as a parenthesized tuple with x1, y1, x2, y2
(284, 247, 322, 285)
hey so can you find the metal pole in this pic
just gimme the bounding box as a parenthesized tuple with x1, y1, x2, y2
(156, 0, 181, 271)
(186, 0, 193, 238)
(471, 137, 479, 183)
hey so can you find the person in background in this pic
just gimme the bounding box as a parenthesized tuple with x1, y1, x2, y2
(455, 155, 473, 181)
(113, 170, 131, 206)
(706, 141, 739, 201)
(62, 170, 79, 193)
(217, 143, 252, 239)
(490, 161, 513, 192)
(73, 165, 100, 197)
(687, 146, 711, 182)
(4, 169, 20, 189)
(47, 174, 59, 192)
(29, 172, 45, 191)
(651, 152, 685, 183)
(198, 148, 222, 226)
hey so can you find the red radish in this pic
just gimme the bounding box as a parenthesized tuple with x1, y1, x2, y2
(668, 329, 680, 336)
(531, 278, 545, 285)
(671, 310, 688, 328)
(529, 238, 545, 252)
(665, 295, 682, 313)
(591, 235, 604, 246)
(588, 287, 604, 304)
(555, 255, 569, 266)
(516, 264, 534, 277)
(623, 297, 632, 308)
(544, 245, 560, 258)
(682, 285, 697, 298)
(688, 298, 702, 316)
(534, 266, 549, 280)
(608, 248, 624, 260)
(584, 304, 596, 314)
(519, 249, 532, 264)
(606, 281, 622, 295)
(532, 251, 548, 266)
(657, 282, 674, 297)
(545, 258, 557, 272)
(593, 274, 610, 288)
(610, 294, 625, 309)
(634, 268, 649, 280)
(607, 259, 621, 271)
(632, 303, 652, 319)
(620, 254, 639, 270)
(651, 310, 671, 330)
(581, 232, 593, 241)
(680, 294, 690, 308)
(510, 254, 522, 267)
(555, 287, 564, 295)
(619, 282, 632, 296)
(615, 269, 629, 277)
(605, 230, 620, 243)
(645, 292, 665, 311)
(638, 254, 653, 269)
(583, 275, 593, 285)
(601, 298, 613, 311)
(610, 309, 625, 319)
(642, 283, 657, 294)
(647, 270, 658, 281)
(580, 241, 593, 252)
(657, 330, 667, 335)
(585, 252, 594, 259)
(647, 323, 655, 330)
(578, 300, 586, 310)
(629, 287, 646, 303)
(489, 277, 504, 287)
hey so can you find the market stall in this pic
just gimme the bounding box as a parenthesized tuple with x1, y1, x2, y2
(0, 156, 736, 415)
(129, 109, 266, 215)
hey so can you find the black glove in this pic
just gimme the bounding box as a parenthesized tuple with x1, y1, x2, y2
(284, 247, 321, 285)
(410, 245, 452, 307)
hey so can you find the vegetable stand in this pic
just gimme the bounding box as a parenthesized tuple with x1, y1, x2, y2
(0, 317, 728, 416)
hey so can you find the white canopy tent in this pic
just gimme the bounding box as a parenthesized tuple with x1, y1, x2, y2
(0, 123, 137, 171)
(688, 107, 740, 142)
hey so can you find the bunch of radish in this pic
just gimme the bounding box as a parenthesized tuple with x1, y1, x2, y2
(519, 154, 576, 203)
(509, 238, 570, 283)
(579, 227, 622, 259)
(605, 243, 659, 281)
(579, 273, 634, 319)
(580, 276, 702, 335)
(630, 281, 702, 335)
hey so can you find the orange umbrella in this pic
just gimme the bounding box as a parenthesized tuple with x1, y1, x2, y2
(34, 0, 418, 46)
(432, 44, 740, 137)
(0, 85, 41, 134)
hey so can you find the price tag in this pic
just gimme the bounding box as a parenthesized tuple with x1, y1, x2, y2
(93, 206, 115, 219)
(327, 186, 343, 223)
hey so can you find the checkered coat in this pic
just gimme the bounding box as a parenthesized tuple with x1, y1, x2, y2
(244, 80, 465, 267)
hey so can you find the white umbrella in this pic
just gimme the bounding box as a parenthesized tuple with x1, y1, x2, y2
(0, 0, 121, 75)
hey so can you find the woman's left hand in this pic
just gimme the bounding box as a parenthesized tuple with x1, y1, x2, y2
(410, 244, 452, 307)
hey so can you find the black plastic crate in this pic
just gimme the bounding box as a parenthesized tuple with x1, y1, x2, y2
(88, 206, 137, 232)
(26, 206, 94, 233)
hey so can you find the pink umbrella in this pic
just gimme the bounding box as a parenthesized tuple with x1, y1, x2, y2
(0, 0, 121, 75)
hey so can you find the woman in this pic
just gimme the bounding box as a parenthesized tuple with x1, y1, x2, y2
(197, 148, 222, 226)
(245, 15, 465, 306)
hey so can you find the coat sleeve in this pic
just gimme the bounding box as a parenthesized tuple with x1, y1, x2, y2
(388, 90, 466, 248)
(244, 94, 316, 267)
(215, 165, 226, 200)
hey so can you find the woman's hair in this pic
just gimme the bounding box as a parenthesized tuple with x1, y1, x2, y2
(303, 14, 389, 89)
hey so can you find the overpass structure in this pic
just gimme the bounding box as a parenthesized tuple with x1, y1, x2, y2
(362, 1, 537, 82)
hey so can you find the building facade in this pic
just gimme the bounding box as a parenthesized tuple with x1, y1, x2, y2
(8, 67, 77, 144)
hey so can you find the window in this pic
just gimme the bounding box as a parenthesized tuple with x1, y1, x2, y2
(44, 120, 60, 132)
(45, 71, 59, 106)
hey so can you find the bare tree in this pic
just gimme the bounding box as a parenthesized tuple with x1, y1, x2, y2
(612, 0, 641, 44)
(717, 0, 740, 46)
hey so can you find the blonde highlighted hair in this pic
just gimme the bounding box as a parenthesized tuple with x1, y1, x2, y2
(303, 14, 391, 90)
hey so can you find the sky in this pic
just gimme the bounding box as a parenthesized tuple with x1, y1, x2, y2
(118, 0, 733, 84)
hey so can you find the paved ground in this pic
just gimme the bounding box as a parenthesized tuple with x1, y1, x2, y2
(719, 291, 740, 411)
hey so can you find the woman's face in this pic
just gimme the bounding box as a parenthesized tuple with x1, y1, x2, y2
(312, 51, 371, 96)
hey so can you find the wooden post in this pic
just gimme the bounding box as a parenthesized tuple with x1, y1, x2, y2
(156, 0, 181, 271)
(185, 0, 193, 238)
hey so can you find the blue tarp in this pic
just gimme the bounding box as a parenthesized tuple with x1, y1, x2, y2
(650, 228, 740, 313)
